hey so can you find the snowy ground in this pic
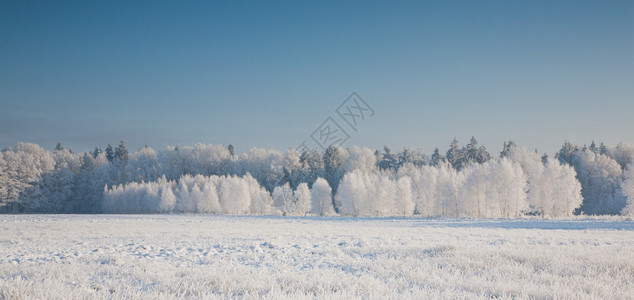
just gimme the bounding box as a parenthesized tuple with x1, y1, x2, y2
(1, 215, 633, 299)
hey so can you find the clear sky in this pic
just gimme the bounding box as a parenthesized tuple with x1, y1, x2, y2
(1, 1, 633, 155)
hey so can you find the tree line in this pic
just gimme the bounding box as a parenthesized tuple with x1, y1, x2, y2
(1, 138, 633, 217)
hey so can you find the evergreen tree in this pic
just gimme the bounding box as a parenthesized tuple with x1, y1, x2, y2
(397, 148, 411, 168)
(105, 144, 115, 163)
(115, 140, 129, 162)
(308, 149, 325, 182)
(589, 140, 598, 153)
(446, 138, 462, 169)
(299, 149, 310, 168)
(81, 152, 94, 172)
(462, 137, 490, 166)
(396, 147, 426, 168)
(373, 150, 382, 164)
(465, 137, 480, 163)
(378, 145, 397, 170)
(92, 147, 102, 158)
(323, 145, 346, 209)
(430, 148, 444, 166)
(599, 142, 608, 155)
(478, 145, 491, 163)
(227, 144, 235, 157)
(110, 141, 130, 185)
(500, 140, 517, 158)
(55, 142, 64, 152)
(556, 141, 579, 166)
(298, 149, 315, 187)
(74, 152, 109, 213)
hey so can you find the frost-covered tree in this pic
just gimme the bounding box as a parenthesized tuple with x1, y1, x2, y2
(5, 139, 634, 216)
(500, 140, 517, 158)
(398, 163, 436, 216)
(589, 141, 598, 154)
(308, 149, 325, 182)
(273, 182, 310, 216)
(606, 142, 634, 169)
(27, 148, 81, 213)
(378, 145, 398, 171)
(238, 147, 284, 192)
(197, 180, 221, 214)
(183, 144, 233, 176)
(129, 145, 159, 183)
(460, 162, 490, 217)
(115, 140, 130, 162)
(430, 148, 444, 166)
(343, 146, 377, 173)
(394, 176, 415, 216)
(105, 144, 115, 163)
(281, 149, 303, 189)
(293, 182, 311, 216)
(244, 173, 273, 214)
(461, 136, 490, 167)
(599, 142, 608, 155)
(219, 175, 251, 214)
(273, 183, 293, 215)
(110, 141, 130, 185)
(323, 145, 347, 208)
(622, 165, 634, 216)
(293, 148, 325, 189)
(176, 175, 198, 212)
(92, 147, 102, 158)
(437, 163, 465, 216)
(336, 169, 370, 216)
(484, 158, 528, 218)
(508, 147, 582, 217)
(0, 152, 7, 211)
(446, 138, 463, 170)
(397, 147, 426, 168)
(336, 169, 413, 217)
(104, 174, 267, 214)
(0, 143, 55, 212)
(310, 177, 335, 216)
(73, 152, 110, 213)
(374, 172, 397, 216)
(159, 183, 176, 213)
(556, 141, 579, 166)
(105, 176, 173, 213)
(573, 150, 626, 215)
(538, 158, 583, 217)
(400, 158, 527, 218)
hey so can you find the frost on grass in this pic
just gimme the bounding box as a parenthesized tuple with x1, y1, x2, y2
(1, 215, 633, 299)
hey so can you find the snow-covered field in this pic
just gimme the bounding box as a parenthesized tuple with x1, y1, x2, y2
(1, 215, 633, 299)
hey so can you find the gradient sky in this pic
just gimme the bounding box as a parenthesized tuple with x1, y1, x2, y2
(1, 1, 633, 155)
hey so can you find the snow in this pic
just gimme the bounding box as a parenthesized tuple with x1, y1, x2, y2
(1, 215, 633, 299)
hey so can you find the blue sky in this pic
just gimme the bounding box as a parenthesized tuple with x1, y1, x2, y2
(1, 1, 633, 155)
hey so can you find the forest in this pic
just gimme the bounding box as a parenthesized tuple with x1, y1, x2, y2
(1, 138, 633, 217)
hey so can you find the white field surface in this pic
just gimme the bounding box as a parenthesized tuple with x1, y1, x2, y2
(1, 215, 633, 299)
